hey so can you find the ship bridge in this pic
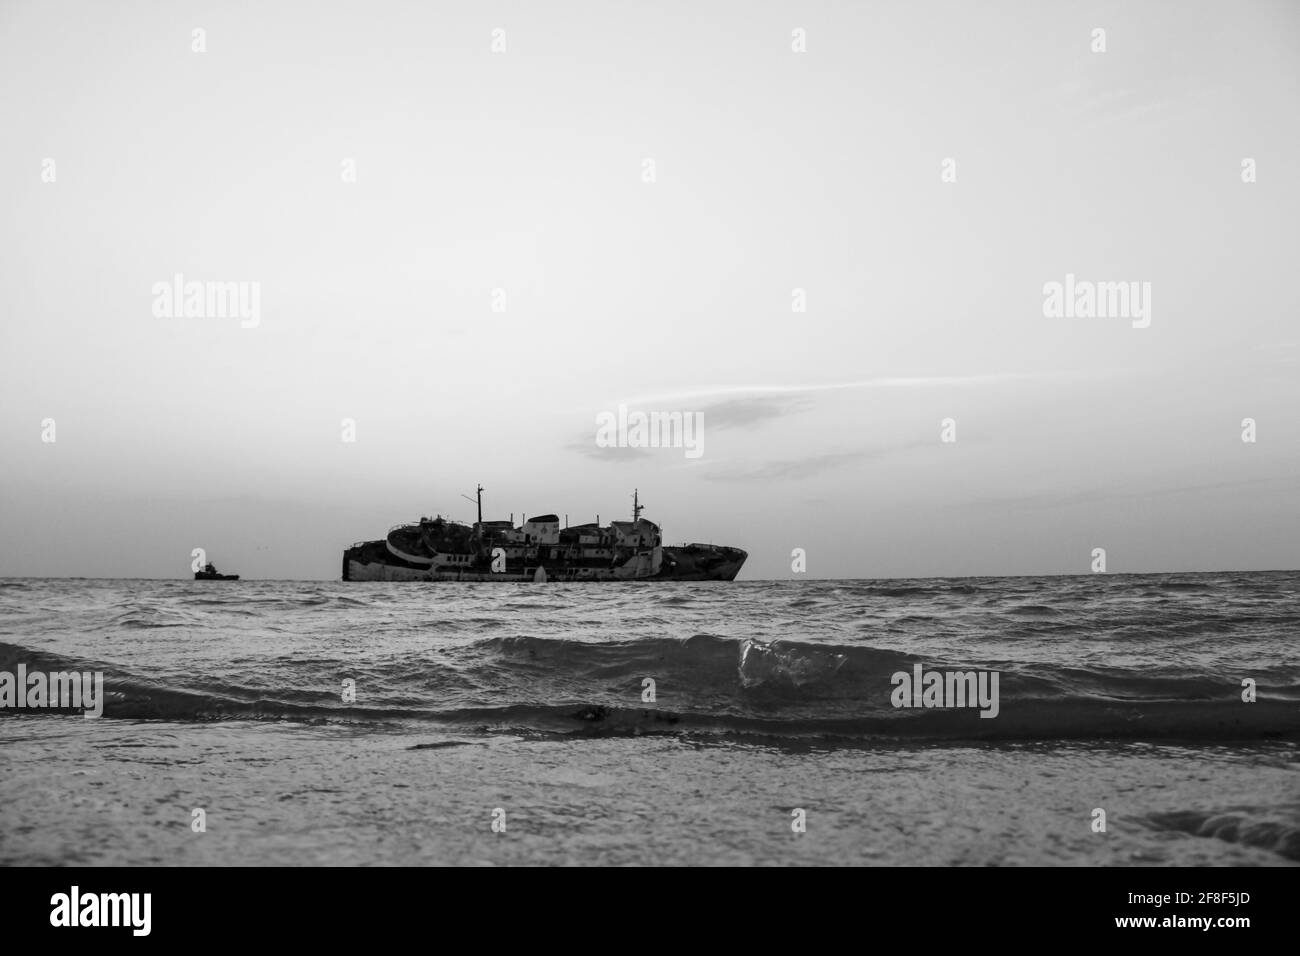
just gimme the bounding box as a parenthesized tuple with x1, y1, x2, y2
(522, 515, 560, 544)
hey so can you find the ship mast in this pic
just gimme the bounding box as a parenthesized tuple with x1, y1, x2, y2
(632, 488, 643, 523)
(461, 484, 485, 532)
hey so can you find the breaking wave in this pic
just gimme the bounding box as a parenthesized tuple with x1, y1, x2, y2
(1144, 808, 1300, 862)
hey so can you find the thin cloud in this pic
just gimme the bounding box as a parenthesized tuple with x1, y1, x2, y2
(568, 440, 652, 462)
(697, 394, 815, 430)
(702, 441, 935, 482)
(971, 475, 1298, 511)
(569, 373, 1069, 458)
(627, 372, 1063, 406)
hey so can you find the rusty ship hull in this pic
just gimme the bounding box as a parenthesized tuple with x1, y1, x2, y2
(341, 539, 747, 582)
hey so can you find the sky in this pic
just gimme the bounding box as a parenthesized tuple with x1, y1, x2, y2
(1, 0, 1297, 580)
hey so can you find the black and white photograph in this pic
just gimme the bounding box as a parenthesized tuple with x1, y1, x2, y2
(0, 0, 1296, 928)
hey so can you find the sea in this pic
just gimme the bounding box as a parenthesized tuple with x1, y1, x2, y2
(1, 573, 1297, 866)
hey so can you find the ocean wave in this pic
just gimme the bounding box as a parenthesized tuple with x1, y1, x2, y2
(1144, 807, 1300, 862)
(1005, 604, 1065, 617)
(3, 636, 1297, 742)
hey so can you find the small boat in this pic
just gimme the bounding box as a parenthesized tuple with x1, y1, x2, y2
(195, 562, 240, 581)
